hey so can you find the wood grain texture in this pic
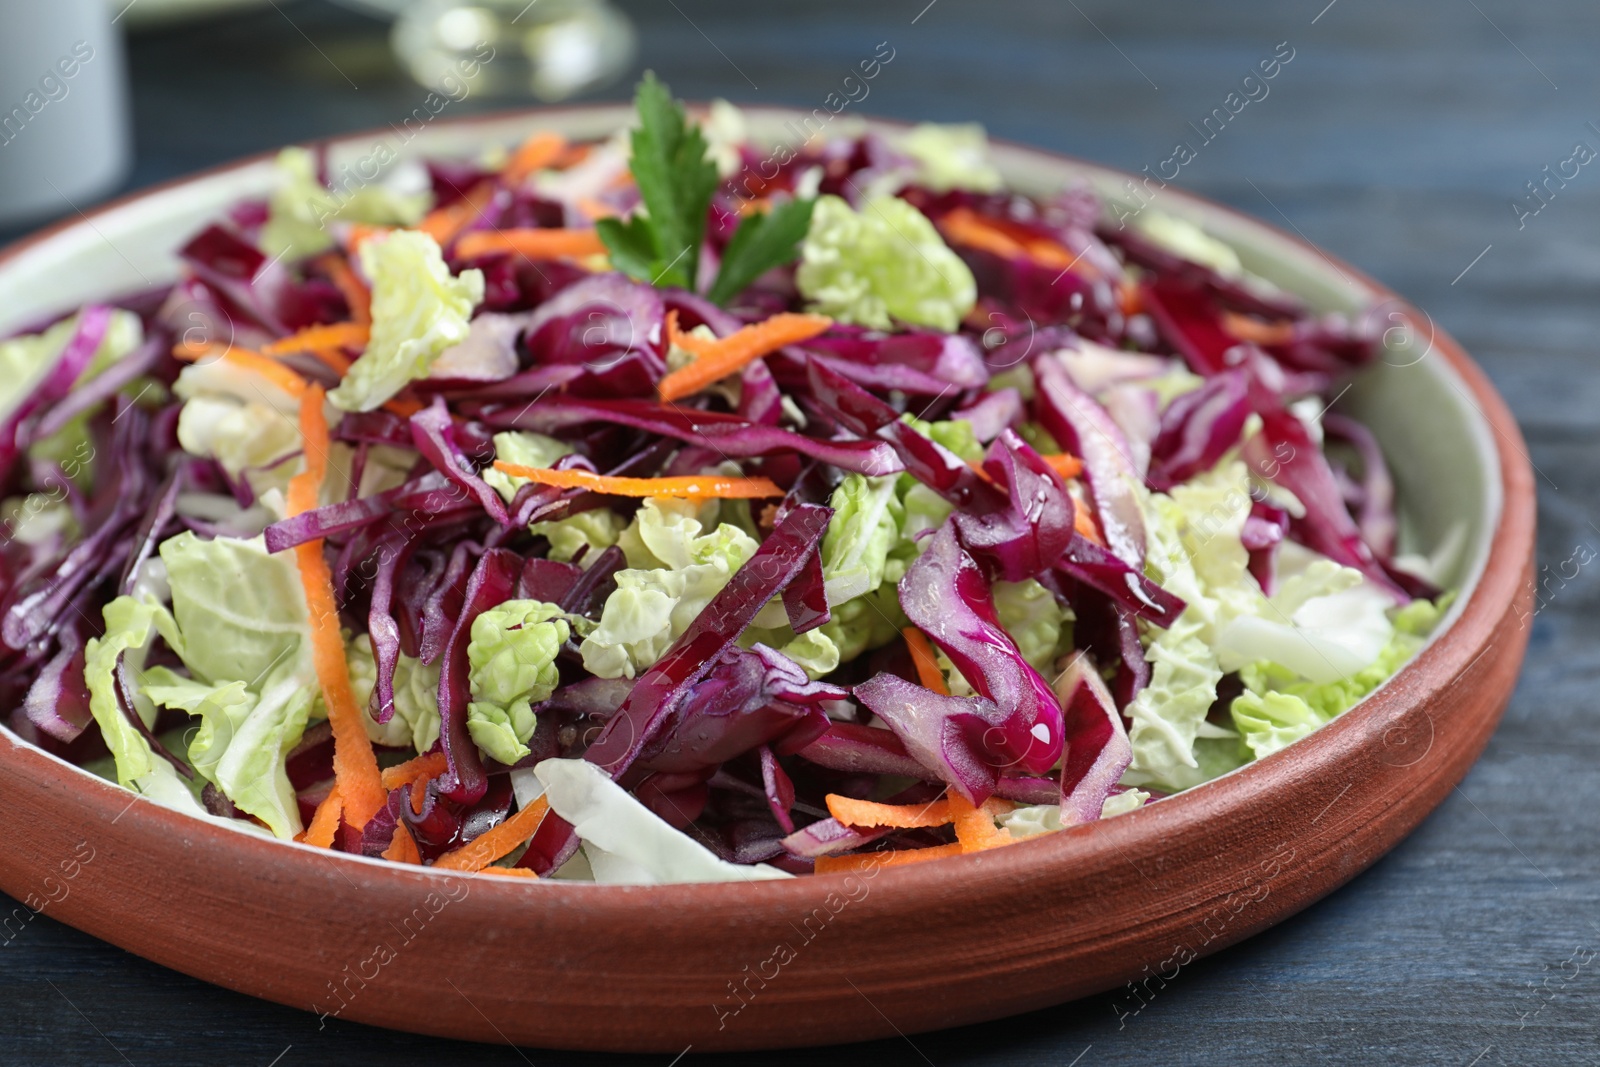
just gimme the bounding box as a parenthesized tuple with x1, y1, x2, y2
(0, 1, 1592, 1064)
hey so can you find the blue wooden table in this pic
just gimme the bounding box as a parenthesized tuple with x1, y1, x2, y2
(3, 1, 1596, 1063)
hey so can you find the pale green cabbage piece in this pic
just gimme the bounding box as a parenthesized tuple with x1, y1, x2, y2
(258, 146, 430, 262)
(534, 758, 792, 883)
(465, 600, 568, 764)
(992, 578, 1072, 673)
(327, 230, 485, 412)
(796, 194, 975, 332)
(899, 123, 1003, 193)
(580, 500, 758, 679)
(820, 474, 903, 606)
(345, 637, 441, 753)
(1132, 212, 1243, 278)
(83, 597, 165, 787)
(1229, 595, 1448, 760)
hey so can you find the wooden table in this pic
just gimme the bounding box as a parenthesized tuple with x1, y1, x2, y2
(3, 1, 1595, 1062)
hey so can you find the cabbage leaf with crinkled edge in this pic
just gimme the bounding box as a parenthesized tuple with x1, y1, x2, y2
(327, 230, 484, 412)
(898, 123, 1003, 193)
(579, 499, 758, 679)
(796, 194, 975, 332)
(258, 146, 430, 262)
(465, 600, 568, 764)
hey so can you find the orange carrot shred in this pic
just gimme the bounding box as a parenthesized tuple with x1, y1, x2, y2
(262, 322, 369, 356)
(814, 842, 964, 874)
(308, 348, 353, 376)
(573, 196, 618, 221)
(172, 341, 307, 399)
(415, 180, 497, 247)
(1221, 310, 1296, 346)
(410, 777, 429, 816)
(939, 207, 1089, 276)
(381, 822, 422, 865)
(949, 791, 1015, 853)
(300, 785, 342, 849)
(658, 311, 833, 403)
(1118, 278, 1142, 318)
(319, 253, 371, 326)
(288, 384, 387, 830)
(1041, 453, 1084, 480)
(433, 797, 550, 872)
(501, 131, 567, 185)
(345, 223, 392, 253)
(491, 462, 783, 500)
(478, 867, 540, 879)
(453, 228, 608, 263)
(901, 627, 950, 697)
(380, 751, 449, 792)
(826, 793, 953, 829)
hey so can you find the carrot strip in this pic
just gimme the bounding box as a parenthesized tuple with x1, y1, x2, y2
(479, 867, 540, 879)
(966, 459, 996, 486)
(380, 751, 449, 791)
(552, 141, 593, 170)
(490, 462, 783, 500)
(288, 384, 387, 830)
(939, 207, 1089, 276)
(381, 822, 422, 865)
(1118, 277, 1142, 318)
(658, 310, 833, 403)
(416, 180, 496, 247)
(949, 791, 1015, 853)
(262, 322, 370, 356)
(901, 627, 950, 697)
(501, 131, 567, 185)
(345, 223, 392, 253)
(172, 341, 307, 399)
(319, 253, 371, 326)
(454, 228, 608, 262)
(814, 842, 964, 874)
(1041, 453, 1084, 480)
(300, 785, 342, 848)
(1221, 310, 1295, 346)
(573, 196, 618, 221)
(306, 348, 353, 376)
(410, 778, 429, 815)
(826, 793, 952, 829)
(433, 797, 550, 872)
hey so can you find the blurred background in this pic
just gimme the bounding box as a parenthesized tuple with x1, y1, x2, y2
(2, 1, 1597, 1064)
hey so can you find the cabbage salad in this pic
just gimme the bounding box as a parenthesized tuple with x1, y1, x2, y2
(0, 75, 1449, 883)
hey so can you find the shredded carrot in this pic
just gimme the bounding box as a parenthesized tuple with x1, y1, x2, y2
(827, 793, 952, 829)
(381, 822, 422, 865)
(814, 842, 964, 874)
(574, 196, 618, 220)
(433, 797, 550, 872)
(300, 785, 342, 849)
(380, 751, 450, 816)
(383, 395, 424, 418)
(288, 384, 387, 830)
(501, 131, 567, 185)
(901, 627, 950, 697)
(416, 180, 497, 247)
(1118, 277, 1143, 318)
(173, 341, 308, 398)
(736, 197, 771, 217)
(454, 227, 608, 263)
(319, 253, 371, 326)
(306, 348, 353, 376)
(1221, 310, 1296, 346)
(966, 459, 996, 485)
(552, 141, 593, 170)
(380, 751, 449, 791)
(658, 310, 833, 402)
(491, 462, 783, 500)
(939, 207, 1087, 274)
(345, 223, 392, 253)
(479, 867, 540, 879)
(263, 322, 370, 356)
(948, 791, 1015, 853)
(1041, 453, 1084, 480)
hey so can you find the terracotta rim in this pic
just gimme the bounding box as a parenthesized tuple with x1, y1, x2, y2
(0, 105, 1535, 1050)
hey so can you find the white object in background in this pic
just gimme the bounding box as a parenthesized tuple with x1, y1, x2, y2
(0, 0, 131, 226)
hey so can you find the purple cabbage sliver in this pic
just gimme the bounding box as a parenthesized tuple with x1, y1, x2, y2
(1146, 369, 1250, 491)
(1053, 652, 1133, 824)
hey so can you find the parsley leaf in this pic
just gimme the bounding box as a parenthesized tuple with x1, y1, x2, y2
(706, 196, 816, 306)
(600, 72, 719, 290)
